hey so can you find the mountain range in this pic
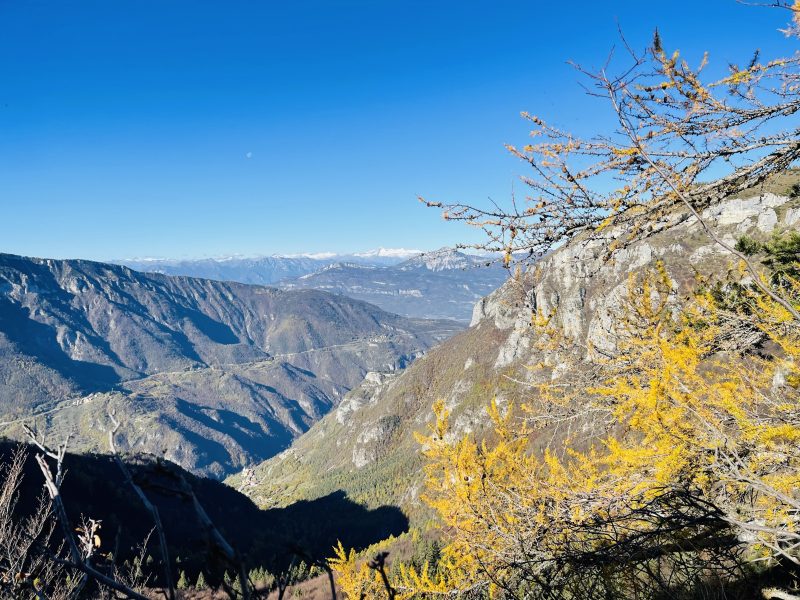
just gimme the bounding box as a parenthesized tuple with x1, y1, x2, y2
(113, 248, 507, 323)
(112, 248, 424, 285)
(277, 248, 507, 322)
(0, 253, 460, 477)
(3, 179, 798, 597)
(10, 183, 796, 539)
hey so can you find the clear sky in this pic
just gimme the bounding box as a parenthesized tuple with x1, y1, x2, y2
(1, 1, 796, 260)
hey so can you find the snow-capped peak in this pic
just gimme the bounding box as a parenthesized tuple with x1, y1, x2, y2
(353, 247, 423, 259)
(399, 248, 480, 271)
(282, 251, 339, 260)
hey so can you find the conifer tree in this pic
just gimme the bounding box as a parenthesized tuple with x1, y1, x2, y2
(177, 570, 189, 590)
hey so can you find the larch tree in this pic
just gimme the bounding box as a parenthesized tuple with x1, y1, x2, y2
(331, 5, 800, 599)
(412, 252, 800, 598)
(404, 3, 800, 599)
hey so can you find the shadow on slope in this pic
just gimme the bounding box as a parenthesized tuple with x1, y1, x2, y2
(1, 442, 407, 586)
(172, 397, 296, 468)
(181, 307, 240, 345)
(0, 297, 122, 394)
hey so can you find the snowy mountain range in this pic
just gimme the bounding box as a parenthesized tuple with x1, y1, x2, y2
(275, 248, 507, 322)
(114, 248, 506, 322)
(112, 248, 424, 284)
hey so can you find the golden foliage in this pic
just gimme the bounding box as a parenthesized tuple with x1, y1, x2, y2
(410, 260, 800, 596)
(329, 541, 387, 600)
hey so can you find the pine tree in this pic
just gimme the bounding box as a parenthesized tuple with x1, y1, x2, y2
(177, 570, 189, 590)
(250, 566, 270, 586)
(195, 571, 207, 590)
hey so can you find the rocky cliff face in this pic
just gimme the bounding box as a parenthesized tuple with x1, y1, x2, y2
(0, 254, 460, 477)
(231, 188, 800, 514)
(476, 191, 800, 366)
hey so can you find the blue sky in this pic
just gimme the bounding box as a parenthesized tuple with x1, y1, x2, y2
(0, 1, 795, 260)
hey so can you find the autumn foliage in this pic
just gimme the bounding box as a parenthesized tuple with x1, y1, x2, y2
(406, 248, 799, 595)
(332, 7, 800, 597)
(329, 236, 800, 599)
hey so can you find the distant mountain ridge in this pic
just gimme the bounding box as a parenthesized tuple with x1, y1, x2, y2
(112, 248, 424, 285)
(0, 253, 460, 477)
(278, 248, 508, 322)
(113, 248, 507, 322)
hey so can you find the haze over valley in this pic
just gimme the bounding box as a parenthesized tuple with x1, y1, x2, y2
(114, 247, 507, 323)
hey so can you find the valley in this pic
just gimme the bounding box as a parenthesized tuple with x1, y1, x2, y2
(230, 188, 800, 517)
(0, 253, 461, 477)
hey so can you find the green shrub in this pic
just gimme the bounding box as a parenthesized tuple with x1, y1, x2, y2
(735, 235, 761, 256)
(762, 231, 800, 288)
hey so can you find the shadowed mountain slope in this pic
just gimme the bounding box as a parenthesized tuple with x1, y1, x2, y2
(0, 442, 407, 588)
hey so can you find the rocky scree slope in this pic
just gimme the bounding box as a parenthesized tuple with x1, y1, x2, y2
(230, 185, 800, 515)
(277, 249, 508, 323)
(0, 254, 459, 477)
